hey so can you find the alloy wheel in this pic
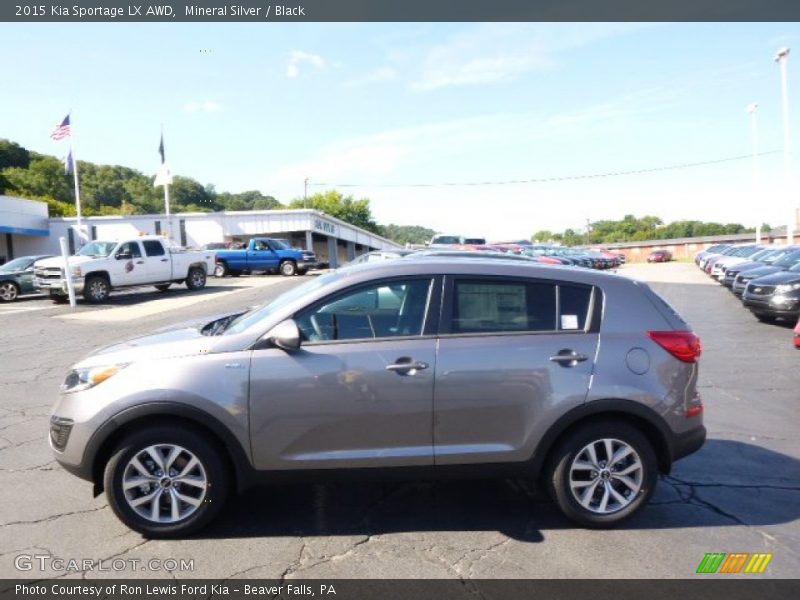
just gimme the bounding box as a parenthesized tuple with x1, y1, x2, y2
(568, 438, 643, 514)
(0, 282, 18, 302)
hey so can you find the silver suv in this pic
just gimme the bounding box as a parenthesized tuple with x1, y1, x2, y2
(50, 258, 705, 537)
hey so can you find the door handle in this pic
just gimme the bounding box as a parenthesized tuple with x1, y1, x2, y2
(549, 350, 589, 366)
(386, 358, 429, 374)
(160, 258, 169, 262)
(135, 260, 145, 264)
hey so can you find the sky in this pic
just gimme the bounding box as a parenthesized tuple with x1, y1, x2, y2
(1, 22, 800, 240)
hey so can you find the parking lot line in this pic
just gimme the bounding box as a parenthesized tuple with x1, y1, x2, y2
(0, 305, 56, 316)
(55, 277, 287, 322)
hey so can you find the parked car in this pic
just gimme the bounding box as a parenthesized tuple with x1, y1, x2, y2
(721, 247, 787, 288)
(214, 237, 314, 277)
(33, 238, 215, 303)
(698, 244, 737, 271)
(49, 258, 704, 537)
(709, 245, 764, 280)
(647, 250, 672, 263)
(202, 242, 244, 250)
(0, 255, 55, 302)
(428, 234, 463, 247)
(742, 262, 800, 322)
(695, 244, 732, 266)
(732, 250, 800, 297)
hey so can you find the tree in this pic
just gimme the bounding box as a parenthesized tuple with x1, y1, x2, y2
(3, 157, 74, 201)
(380, 224, 436, 245)
(288, 190, 381, 234)
(0, 138, 31, 192)
(531, 230, 554, 242)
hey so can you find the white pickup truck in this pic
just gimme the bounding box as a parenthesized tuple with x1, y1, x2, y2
(33, 236, 216, 303)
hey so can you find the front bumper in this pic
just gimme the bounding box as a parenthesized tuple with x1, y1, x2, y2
(34, 276, 85, 294)
(743, 294, 800, 317)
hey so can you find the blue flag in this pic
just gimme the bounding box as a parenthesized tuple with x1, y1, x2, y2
(158, 133, 165, 164)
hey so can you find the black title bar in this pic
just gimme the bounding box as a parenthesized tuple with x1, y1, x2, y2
(4, 0, 800, 22)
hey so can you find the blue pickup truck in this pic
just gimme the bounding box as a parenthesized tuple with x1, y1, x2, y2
(213, 238, 317, 277)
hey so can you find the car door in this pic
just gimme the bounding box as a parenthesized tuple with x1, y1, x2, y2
(249, 240, 278, 271)
(248, 276, 440, 471)
(109, 241, 149, 285)
(141, 240, 172, 281)
(433, 276, 599, 465)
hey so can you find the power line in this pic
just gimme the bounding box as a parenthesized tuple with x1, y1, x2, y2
(307, 149, 783, 189)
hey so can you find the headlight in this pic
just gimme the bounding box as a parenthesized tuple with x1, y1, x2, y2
(71, 266, 82, 277)
(775, 283, 800, 293)
(61, 364, 128, 393)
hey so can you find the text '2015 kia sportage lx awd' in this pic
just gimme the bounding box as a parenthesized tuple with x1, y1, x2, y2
(50, 258, 705, 537)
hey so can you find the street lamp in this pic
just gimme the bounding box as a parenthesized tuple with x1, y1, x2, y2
(746, 103, 761, 243)
(775, 47, 794, 244)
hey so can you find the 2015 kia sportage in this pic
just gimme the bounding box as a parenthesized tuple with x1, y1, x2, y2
(50, 258, 705, 537)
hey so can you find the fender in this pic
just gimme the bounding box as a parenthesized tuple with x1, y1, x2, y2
(79, 402, 255, 496)
(528, 398, 676, 476)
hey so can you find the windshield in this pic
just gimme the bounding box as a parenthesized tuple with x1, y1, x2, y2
(223, 271, 340, 335)
(773, 251, 800, 268)
(76, 241, 117, 258)
(463, 238, 486, 245)
(0, 258, 33, 272)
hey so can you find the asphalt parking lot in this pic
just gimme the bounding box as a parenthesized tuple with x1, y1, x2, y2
(0, 263, 798, 580)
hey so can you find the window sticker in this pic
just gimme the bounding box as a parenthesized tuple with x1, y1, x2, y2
(561, 314, 579, 330)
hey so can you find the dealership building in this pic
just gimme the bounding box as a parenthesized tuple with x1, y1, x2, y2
(0, 195, 400, 268)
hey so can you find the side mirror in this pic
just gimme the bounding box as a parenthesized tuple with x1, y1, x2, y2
(264, 319, 301, 351)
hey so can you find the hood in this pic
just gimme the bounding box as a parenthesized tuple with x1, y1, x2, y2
(35, 255, 102, 269)
(748, 270, 800, 286)
(731, 261, 771, 274)
(738, 266, 781, 280)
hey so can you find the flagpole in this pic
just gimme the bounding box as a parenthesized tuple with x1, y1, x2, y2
(70, 112, 83, 242)
(164, 179, 171, 242)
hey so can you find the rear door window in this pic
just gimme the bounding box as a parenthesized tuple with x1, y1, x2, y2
(142, 240, 166, 257)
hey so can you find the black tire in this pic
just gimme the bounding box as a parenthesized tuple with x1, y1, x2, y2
(154, 284, 171, 292)
(83, 275, 110, 303)
(297, 269, 308, 276)
(229, 270, 241, 277)
(185, 267, 207, 290)
(50, 292, 68, 304)
(280, 260, 297, 276)
(0, 281, 20, 302)
(214, 262, 228, 278)
(755, 313, 777, 323)
(545, 420, 658, 528)
(103, 425, 229, 538)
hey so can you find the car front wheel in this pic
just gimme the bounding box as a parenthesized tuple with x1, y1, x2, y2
(546, 421, 657, 528)
(280, 260, 297, 276)
(83, 275, 110, 303)
(103, 426, 229, 538)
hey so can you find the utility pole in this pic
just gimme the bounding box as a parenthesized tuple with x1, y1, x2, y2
(304, 177, 309, 209)
(775, 47, 794, 244)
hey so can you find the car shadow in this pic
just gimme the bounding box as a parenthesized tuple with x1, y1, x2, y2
(65, 283, 249, 308)
(195, 439, 799, 541)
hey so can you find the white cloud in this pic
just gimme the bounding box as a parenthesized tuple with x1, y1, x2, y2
(183, 100, 222, 113)
(411, 23, 657, 91)
(287, 50, 325, 78)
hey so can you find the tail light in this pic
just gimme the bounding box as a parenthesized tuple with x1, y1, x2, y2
(647, 331, 702, 363)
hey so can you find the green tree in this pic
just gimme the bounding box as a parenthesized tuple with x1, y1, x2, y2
(380, 224, 436, 245)
(531, 230, 554, 242)
(288, 190, 380, 234)
(3, 156, 74, 202)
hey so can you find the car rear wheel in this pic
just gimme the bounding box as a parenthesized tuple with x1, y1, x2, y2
(0, 281, 19, 302)
(83, 275, 110, 303)
(104, 426, 229, 538)
(546, 421, 657, 528)
(185, 268, 206, 290)
(280, 260, 297, 276)
(214, 262, 228, 278)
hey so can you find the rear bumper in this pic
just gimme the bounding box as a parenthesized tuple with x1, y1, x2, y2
(671, 425, 706, 462)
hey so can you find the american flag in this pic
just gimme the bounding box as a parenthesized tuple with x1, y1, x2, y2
(50, 114, 71, 140)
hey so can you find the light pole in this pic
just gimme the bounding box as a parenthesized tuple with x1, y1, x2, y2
(775, 47, 794, 244)
(746, 103, 761, 243)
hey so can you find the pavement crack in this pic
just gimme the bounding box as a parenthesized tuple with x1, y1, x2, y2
(0, 505, 108, 527)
